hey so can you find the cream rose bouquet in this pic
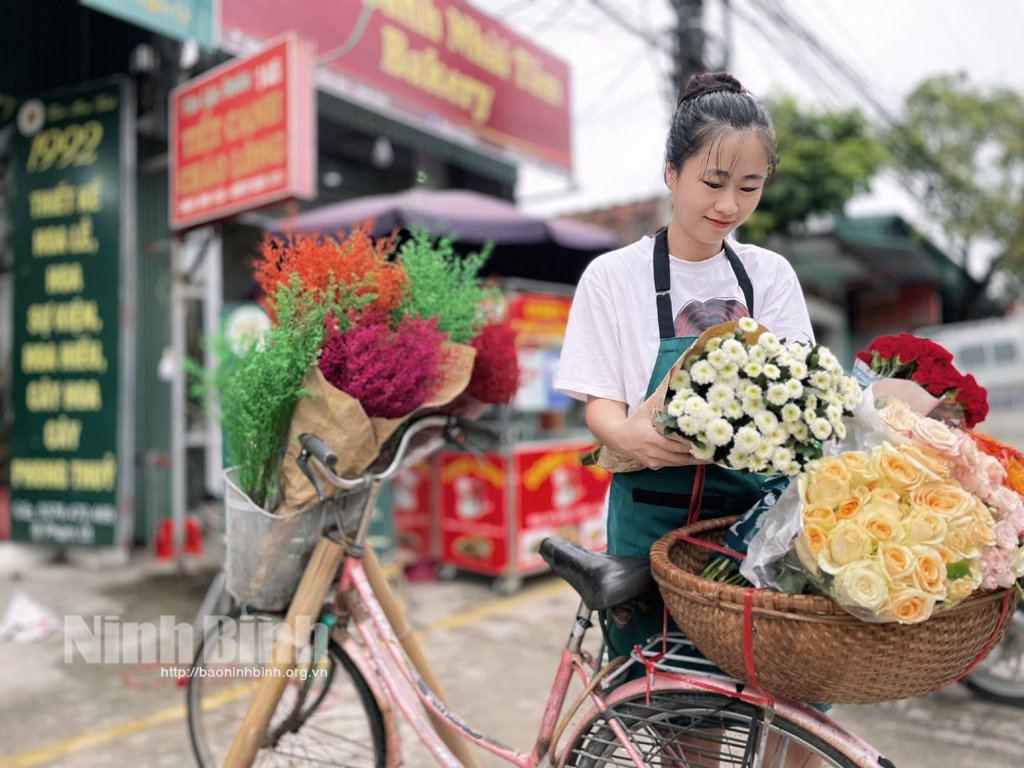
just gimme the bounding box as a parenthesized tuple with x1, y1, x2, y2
(657, 317, 862, 475)
(740, 391, 1024, 624)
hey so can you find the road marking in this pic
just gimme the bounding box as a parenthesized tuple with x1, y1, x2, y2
(0, 578, 570, 768)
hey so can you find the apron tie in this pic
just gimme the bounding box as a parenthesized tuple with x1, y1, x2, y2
(686, 464, 706, 525)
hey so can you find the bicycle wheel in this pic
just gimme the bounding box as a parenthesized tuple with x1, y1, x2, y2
(565, 691, 863, 768)
(963, 606, 1024, 707)
(187, 610, 386, 768)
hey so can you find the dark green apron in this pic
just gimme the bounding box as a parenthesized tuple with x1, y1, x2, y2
(607, 228, 764, 660)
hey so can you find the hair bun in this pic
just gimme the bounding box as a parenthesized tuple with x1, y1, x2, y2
(680, 72, 746, 103)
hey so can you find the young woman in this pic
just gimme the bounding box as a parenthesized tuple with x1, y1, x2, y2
(556, 72, 815, 657)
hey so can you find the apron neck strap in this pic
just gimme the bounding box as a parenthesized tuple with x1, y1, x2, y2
(653, 228, 756, 341)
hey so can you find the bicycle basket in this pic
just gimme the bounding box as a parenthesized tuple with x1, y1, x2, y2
(223, 467, 369, 611)
(651, 516, 1019, 704)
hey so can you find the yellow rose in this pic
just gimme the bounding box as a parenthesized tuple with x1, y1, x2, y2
(862, 487, 902, 522)
(806, 457, 852, 509)
(902, 509, 948, 545)
(882, 586, 939, 624)
(900, 444, 952, 480)
(878, 403, 920, 433)
(909, 545, 947, 596)
(960, 517, 997, 548)
(803, 503, 837, 530)
(907, 483, 975, 521)
(911, 417, 959, 455)
(947, 567, 982, 603)
(828, 521, 874, 566)
(877, 541, 915, 582)
(944, 526, 981, 560)
(835, 493, 865, 522)
(971, 500, 995, 525)
(930, 544, 958, 565)
(860, 512, 906, 543)
(833, 562, 890, 612)
(841, 451, 878, 485)
(804, 523, 829, 558)
(871, 443, 927, 492)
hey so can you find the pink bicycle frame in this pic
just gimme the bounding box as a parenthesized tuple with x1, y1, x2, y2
(333, 555, 886, 768)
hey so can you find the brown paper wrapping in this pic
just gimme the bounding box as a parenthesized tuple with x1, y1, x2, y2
(276, 342, 476, 514)
(583, 320, 769, 473)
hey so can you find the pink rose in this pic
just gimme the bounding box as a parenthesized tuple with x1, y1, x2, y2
(980, 548, 1017, 589)
(980, 454, 1007, 496)
(994, 520, 1020, 550)
(955, 434, 979, 468)
(911, 418, 959, 455)
(953, 464, 991, 498)
(990, 487, 1024, 520)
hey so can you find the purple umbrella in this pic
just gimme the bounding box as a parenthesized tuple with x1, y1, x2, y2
(269, 188, 620, 251)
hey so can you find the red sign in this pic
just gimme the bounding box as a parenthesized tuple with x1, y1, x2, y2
(392, 459, 434, 561)
(514, 444, 610, 571)
(508, 293, 573, 347)
(439, 451, 508, 576)
(221, 0, 572, 169)
(169, 33, 316, 230)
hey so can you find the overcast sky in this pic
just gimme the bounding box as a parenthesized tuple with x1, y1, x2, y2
(473, 0, 1024, 271)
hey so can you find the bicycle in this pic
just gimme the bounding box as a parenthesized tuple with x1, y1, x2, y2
(186, 414, 897, 768)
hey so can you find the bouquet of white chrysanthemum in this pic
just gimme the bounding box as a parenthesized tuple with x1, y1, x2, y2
(657, 318, 862, 476)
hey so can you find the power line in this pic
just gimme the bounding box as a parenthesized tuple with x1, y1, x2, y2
(530, 0, 579, 34)
(586, 0, 674, 54)
(574, 49, 651, 119)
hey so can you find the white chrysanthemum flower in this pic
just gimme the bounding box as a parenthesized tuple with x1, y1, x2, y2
(748, 346, 766, 365)
(806, 394, 819, 410)
(718, 372, 740, 388)
(691, 442, 717, 461)
(743, 384, 762, 400)
(804, 407, 818, 424)
(683, 396, 705, 416)
(754, 410, 779, 434)
(788, 361, 808, 380)
(811, 418, 833, 441)
(724, 402, 743, 420)
(666, 399, 685, 417)
(809, 371, 831, 389)
(678, 415, 700, 434)
(673, 388, 695, 403)
(757, 332, 779, 350)
(707, 349, 730, 370)
(721, 339, 744, 356)
(818, 349, 838, 370)
(696, 404, 718, 428)
(742, 398, 765, 417)
(728, 449, 751, 470)
(670, 370, 691, 391)
(763, 363, 781, 380)
(825, 403, 842, 424)
(755, 442, 775, 460)
(787, 342, 809, 360)
(743, 362, 763, 378)
(706, 419, 735, 447)
(772, 447, 794, 471)
(834, 422, 848, 439)
(691, 360, 717, 385)
(738, 317, 759, 333)
(735, 426, 762, 453)
(769, 427, 789, 446)
(784, 461, 802, 477)
(707, 383, 735, 408)
(785, 379, 803, 399)
(790, 422, 810, 442)
(781, 403, 802, 423)
(709, 337, 725, 350)
(766, 383, 789, 406)
(749, 456, 769, 473)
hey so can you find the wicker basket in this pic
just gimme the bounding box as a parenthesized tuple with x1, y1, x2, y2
(651, 516, 1019, 704)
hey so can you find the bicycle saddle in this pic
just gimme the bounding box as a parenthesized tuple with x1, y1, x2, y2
(539, 538, 655, 611)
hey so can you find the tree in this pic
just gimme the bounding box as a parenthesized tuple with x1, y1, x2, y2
(887, 74, 1024, 313)
(742, 96, 886, 243)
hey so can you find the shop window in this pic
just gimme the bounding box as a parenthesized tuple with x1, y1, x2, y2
(959, 345, 986, 367)
(994, 341, 1017, 364)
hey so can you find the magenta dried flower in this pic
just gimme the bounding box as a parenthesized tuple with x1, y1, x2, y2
(319, 312, 446, 418)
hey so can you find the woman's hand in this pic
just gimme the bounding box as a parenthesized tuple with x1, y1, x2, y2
(586, 395, 710, 470)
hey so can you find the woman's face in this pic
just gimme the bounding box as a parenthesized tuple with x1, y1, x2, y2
(666, 131, 768, 248)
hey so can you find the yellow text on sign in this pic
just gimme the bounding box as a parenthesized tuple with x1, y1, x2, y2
(26, 377, 103, 412)
(26, 122, 104, 174)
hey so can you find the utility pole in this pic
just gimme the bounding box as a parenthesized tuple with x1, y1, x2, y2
(672, 0, 705, 100)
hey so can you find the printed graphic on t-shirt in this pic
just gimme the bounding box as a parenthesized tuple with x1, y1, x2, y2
(674, 297, 749, 337)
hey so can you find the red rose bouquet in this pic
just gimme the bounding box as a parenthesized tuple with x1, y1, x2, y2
(855, 334, 989, 429)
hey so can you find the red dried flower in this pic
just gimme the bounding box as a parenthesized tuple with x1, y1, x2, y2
(319, 312, 446, 418)
(255, 226, 407, 321)
(466, 321, 520, 404)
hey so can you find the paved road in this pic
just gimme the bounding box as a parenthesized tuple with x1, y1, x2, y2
(0, 543, 1021, 768)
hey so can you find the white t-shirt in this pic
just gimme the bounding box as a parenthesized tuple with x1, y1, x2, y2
(555, 235, 815, 414)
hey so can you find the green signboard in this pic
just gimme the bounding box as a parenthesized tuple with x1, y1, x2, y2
(9, 78, 135, 547)
(82, 0, 218, 50)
